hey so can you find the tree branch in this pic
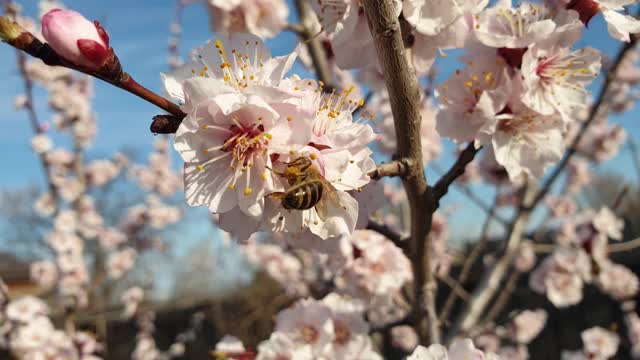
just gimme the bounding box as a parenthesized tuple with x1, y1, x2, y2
(432, 143, 481, 208)
(367, 219, 409, 250)
(292, 0, 335, 91)
(363, 0, 439, 344)
(368, 159, 411, 180)
(15, 50, 59, 211)
(439, 191, 500, 325)
(429, 163, 509, 226)
(2, 20, 186, 120)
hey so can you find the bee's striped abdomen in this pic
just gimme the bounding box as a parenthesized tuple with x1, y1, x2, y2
(283, 180, 324, 210)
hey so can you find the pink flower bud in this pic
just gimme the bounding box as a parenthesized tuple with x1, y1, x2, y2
(41, 9, 110, 69)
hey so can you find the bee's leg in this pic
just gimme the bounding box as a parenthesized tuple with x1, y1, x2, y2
(266, 191, 286, 200)
(265, 165, 286, 177)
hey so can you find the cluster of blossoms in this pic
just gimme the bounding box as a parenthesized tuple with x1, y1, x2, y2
(206, 0, 288, 39)
(123, 287, 204, 360)
(470, 309, 548, 359)
(214, 293, 382, 359)
(2, 0, 640, 357)
(0, 286, 101, 359)
(164, 32, 377, 244)
(530, 207, 638, 307)
(561, 326, 620, 360)
(2, 3, 189, 360)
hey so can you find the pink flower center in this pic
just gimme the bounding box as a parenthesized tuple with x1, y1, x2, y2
(334, 321, 352, 345)
(301, 325, 319, 344)
(221, 123, 269, 168)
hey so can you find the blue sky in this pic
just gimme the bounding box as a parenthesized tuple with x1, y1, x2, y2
(1, 0, 639, 244)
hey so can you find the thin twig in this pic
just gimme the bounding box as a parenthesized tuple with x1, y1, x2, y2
(480, 271, 521, 327)
(430, 163, 509, 226)
(292, 0, 335, 91)
(4, 22, 186, 119)
(366, 219, 409, 250)
(627, 138, 640, 184)
(363, 0, 439, 344)
(15, 50, 59, 210)
(432, 143, 481, 208)
(439, 191, 500, 325)
(438, 274, 471, 303)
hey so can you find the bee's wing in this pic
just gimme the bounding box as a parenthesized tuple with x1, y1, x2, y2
(315, 179, 340, 222)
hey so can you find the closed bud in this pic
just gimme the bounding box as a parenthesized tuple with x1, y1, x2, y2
(41, 9, 110, 69)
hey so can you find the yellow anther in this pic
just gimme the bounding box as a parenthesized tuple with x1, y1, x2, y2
(485, 72, 493, 83)
(310, 153, 317, 160)
(244, 187, 252, 195)
(289, 150, 296, 155)
(265, 133, 273, 139)
(202, 125, 209, 129)
(228, 184, 236, 190)
(197, 165, 204, 171)
(287, 116, 293, 122)
(262, 172, 268, 181)
(358, 99, 365, 106)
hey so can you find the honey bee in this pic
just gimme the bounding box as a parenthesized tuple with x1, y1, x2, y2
(267, 156, 339, 221)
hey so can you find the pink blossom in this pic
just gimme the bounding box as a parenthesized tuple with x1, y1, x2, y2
(275, 298, 334, 353)
(30, 134, 53, 154)
(435, 58, 512, 145)
(408, 338, 492, 359)
(41, 9, 110, 69)
(375, 93, 442, 164)
(257, 332, 314, 359)
(98, 228, 127, 251)
(568, 0, 640, 41)
(107, 247, 137, 279)
(391, 325, 418, 352)
(596, 261, 639, 301)
(581, 326, 620, 359)
(33, 192, 56, 217)
(530, 248, 591, 307)
(508, 309, 548, 344)
(207, 0, 289, 39)
(473, 1, 556, 49)
(6, 296, 48, 324)
(520, 12, 600, 121)
(120, 287, 144, 319)
(546, 196, 578, 218)
(29, 261, 58, 289)
(14, 95, 28, 109)
(85, 159, 119, 186)
(513, 241, 536, 273)
(336, 230, 412, 299)
(243, 243, 308, 296)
